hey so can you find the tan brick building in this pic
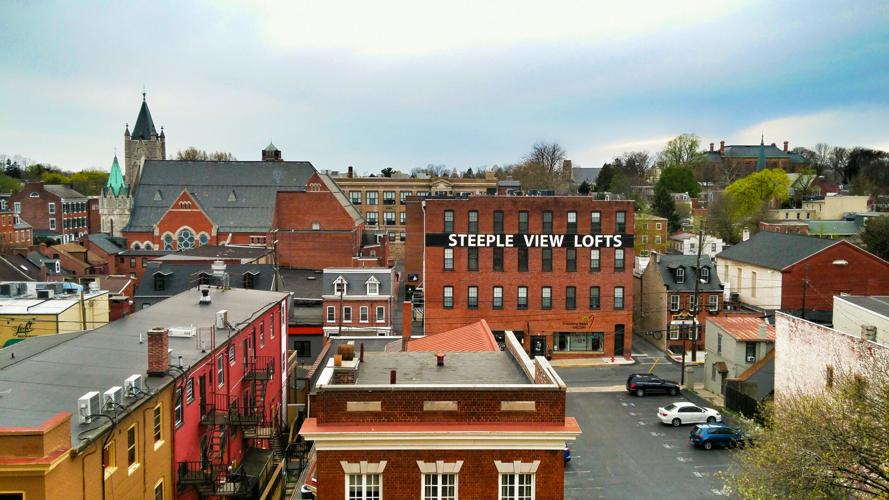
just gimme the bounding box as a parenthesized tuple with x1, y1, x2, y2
(634, 213, 668, 256)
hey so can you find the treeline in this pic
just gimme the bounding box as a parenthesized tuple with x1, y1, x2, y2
(2, 160, 109, 196)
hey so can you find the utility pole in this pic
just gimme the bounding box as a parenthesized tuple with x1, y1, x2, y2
(801, 266, 808, 320)
(79, 287, 88, 330)
(690, 222, 705, 363)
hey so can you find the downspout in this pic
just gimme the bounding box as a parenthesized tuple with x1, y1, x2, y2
(80, 440, 99, 500)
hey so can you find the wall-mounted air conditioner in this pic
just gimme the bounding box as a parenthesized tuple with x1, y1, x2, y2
(124, 374, 144, 397)
(37, 289, 55, 299)
(78, 391, 101, 424)
(746, 355, 756, 363)
(103, 386, 123, 411)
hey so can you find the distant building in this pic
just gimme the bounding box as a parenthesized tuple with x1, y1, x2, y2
(10, 181, 90, 243)
(99, 154, 132, 237)
(634, 213, 668, 256)
(0, 210, 32, 249)
(703, 315, 774, 397)
(669, 232, 724, 258)
(704, 137, 810, 174)
(133, 261, 279, 309)
(322, 267, 395, 336)
(0, 281, 109, 347)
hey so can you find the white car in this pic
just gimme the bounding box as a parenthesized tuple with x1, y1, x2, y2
(657, 402, 722, 427)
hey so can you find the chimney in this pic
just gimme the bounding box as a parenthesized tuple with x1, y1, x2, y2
(402, 300, 412, 351)
(347, 166, 354, 179)
(390, 369, 397, 384)
(758, 321, 768, 340)
(783, 141, 789, 153)
(199, 287, 211, 305)
(742, 228, 750, 241)
(719, 140, 725, 154)
(146, 327, 169, 376)
(436, 352, 445, 367)
(709, 142, 714, 152)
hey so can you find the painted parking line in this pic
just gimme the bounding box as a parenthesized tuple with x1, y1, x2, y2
(693, 472, 704, 478)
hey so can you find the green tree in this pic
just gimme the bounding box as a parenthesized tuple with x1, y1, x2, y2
(577, 180, 591, 195)
(70, 169, 109, 196)
(41, 171, 70, 185)
(594, 163, 615, 192)
(661, 133, 706, 170)
(656, 166, 701, 197)
(380, 167, 395, 178)
(725, 169, 790, 219)
(0, 173, 21, 193)
(652, 184, 679, 231)
(860, 215, 889, 261)
(729, 354, 889, 498)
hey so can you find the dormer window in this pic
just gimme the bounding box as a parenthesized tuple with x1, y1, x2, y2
(154, 273, 166, 291)
(242, 271, 258, 289)
(700, 267, 710, 283)
(333, 276, 348, 295)
(366, 276, 380, 295)
(675, 268, 685, 284)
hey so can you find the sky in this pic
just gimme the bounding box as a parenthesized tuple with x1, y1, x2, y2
(1, 0, 888, 175)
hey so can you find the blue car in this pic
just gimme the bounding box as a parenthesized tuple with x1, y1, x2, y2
(564, 444, 571, 463)
(689, 423, 749, 450)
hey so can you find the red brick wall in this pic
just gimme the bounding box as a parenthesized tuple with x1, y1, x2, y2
(10, 182, 60, 233)
(155, 192, 215, 250)
(322, 298, 391, 327)
(404, 199, 424, 280)
(311, 389, 565, 424)
(663, 291, 723, 352)
(87, 198, 100, 234)
(316, 448, 564, 500)
(782, 242, 889, 312)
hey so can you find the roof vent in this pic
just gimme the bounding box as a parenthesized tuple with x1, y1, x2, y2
(77, 391, 101, 424)
(211, 260, 227, 276)
(861, 325, 877, 342)
(36, 289, 54, 299)
(436, 352, 446, 367)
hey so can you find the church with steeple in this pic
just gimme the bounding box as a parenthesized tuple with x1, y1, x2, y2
(99, 154, 131, 236)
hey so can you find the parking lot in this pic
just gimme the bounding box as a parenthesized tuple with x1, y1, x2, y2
(558, 342, 737, 499)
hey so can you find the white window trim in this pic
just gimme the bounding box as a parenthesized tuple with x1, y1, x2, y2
(342, 461, 386, 500)
(326, 306, 336, 323)
(366, 276, 380, 296)
(342, 306, 352, 323)
(419, 462, 461, 500)
(496, 460, 538, 500)
(333, 276, 348, 296)
(375, 306, 385, 323)
(48, 202, 55, 214)
(359, 306, 369, 323)
(708, 294, 719, 312)
(670, 295, 680, 312)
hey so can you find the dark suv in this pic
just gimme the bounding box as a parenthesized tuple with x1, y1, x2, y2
(626, 373, 680, 397)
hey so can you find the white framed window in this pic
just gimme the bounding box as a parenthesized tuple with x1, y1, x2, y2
(334, 276, 348, 295)
(49, 218, 56, 230)
(670, 295, 680, 312)
(443, 248, 454, 270)
(312, 221, 320, 230)
(376, 306, 385, 323)
(48, 202, 55, 214)
(174, 388, 183, 426)
(708, 294, 719, 312)
(326, 306, 335, 322)
(342, 306, 352, 322)
(443, 286, 454, 309)
(217, 355, 225, 387)
(366, 276, 380, 295)
(185, 378, 194, 403)
(342, 461, 386, 500)
(496, 460, 538, 500)
(675, 268, 685, 283)
(228, 344, 235, 365)
(13, 202, 21, 213)
(360, 306, 369, 322)
(423, 473, 457, 500)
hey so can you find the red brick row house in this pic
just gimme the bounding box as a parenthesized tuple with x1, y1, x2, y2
(10, 181, 90, 243)
(322, 267, 395, 336)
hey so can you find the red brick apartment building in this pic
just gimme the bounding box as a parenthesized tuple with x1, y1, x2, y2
(10, 181, 89, 243)
(300, 332, 581, 499)
(406, 195, 635, 359)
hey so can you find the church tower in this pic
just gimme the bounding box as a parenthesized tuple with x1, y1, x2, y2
(99, 154, 133, 236)
(124, 92, 165, 193)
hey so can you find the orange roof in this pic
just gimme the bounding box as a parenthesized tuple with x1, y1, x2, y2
(299, 417, 581, 435)
(708, 315, 775, 342)
(407, 319, 499, 352)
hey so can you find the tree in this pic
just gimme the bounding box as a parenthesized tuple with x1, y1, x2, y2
(380, 167, 394, 178)
(175, 148, 236, 161)
(41, 171, 70, 185)
(829, 146, 850, 184)
(577, 180, 591, 195)
(860, 215, 889, 261)
(594, 163, 615, 192)
(656, 166, 701, 197)
(524, 141, 567, 179)
(652, 184, 679, 231)
(70, 169, 109, 196)
(706, 192, 741, 243)
(725, 169, 790, 219)
(4, 160, 22, 179)
(661, 133, 706, 170)
(813, 143, 831, 176)
(729, 354, 889, 498)
(0, 173, 20, 193)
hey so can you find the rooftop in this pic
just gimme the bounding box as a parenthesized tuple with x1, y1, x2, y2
(174, 244, 273, 260)
(716, 231, 838, 270)
(44, 184, 87, 200)
(404, 319, 499, 353)
(134, 262, 278, 299)
(652, 253, 723, 292)
(835, 295, 889, 319)
(708, 315, 775, 342)
(354, 351, 528, 385)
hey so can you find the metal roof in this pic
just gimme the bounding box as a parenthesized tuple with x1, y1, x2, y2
(716, 231, 838, 270)
(354, 351, 529, 385)
(133, 263, 278, 302)
(131, 95, 157, 140)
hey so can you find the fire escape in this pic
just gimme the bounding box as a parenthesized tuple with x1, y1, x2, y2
(177, 355, 280, 498)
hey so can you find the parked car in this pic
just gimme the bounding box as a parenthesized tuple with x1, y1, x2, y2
(563, 444, 572, 463)
(626, 373, 680, 397)
(689, 423, 750, 450)
(657, 402, 721, 427)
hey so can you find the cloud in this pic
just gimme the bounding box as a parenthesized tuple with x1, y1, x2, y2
(735, 107, 889, 152)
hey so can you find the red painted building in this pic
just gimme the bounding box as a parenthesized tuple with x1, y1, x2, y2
(10, 181, 89, 243)
(300, 332, 581, 499)
(405, 195, 635, 359)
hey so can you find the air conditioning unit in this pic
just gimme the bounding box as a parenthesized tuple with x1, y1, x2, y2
(124, 374, 144, 397)
(746, 355, 756, 363)
(861, 325, 877, 342)
(37, 289, 55, 299)
(168, 326, 197, 338)
(78, 391, 101, 424)
(215, 310, 229, 329)
(103, 386, 123, 411)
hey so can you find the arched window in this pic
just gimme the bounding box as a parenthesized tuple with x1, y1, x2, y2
(198, 233, 209, 246)
(143, 242, 154, 250)
(163, 233, 174, 251)
(177, 229, 195, 250)
(132, 242, 141, 250)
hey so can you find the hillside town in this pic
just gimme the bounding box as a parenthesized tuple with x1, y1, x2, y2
(3, 3, 889, 500)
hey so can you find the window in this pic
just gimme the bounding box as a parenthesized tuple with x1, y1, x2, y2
(468, 247, 478, 271)
(468, 210, 479, 233)
(155, 480, 164, 500)
(334, 277, 348, 295)
(383, 211, 395, 225)
(699, 267, 710, 282)
(260, 322, 265, 347)
(751, 271, 757, 297)
(293, 340, 312, 356)
(185, 378, 194, 403)
(589, 286, 600, 309)
(717, 333, 723, 354)
(383, 191, 396, 204)
(14, 202, 20, 213)
(590, 249, 600, 271)
(517, 248, 528, 272)
(468, 286, 479, 309)
(493, 286, 503, 309)
(614, 248, 625, 271)
(641, 235, 648, 244)
(366, 278, 379, 295)
(566, 286, 576, 310)
(326, 306, 335, 322)
(656, 222, 663, 230)
(541, 248, 552, 272)
(541, 287, 552, 309)
(228, 344, 235, 364)
(616, 211, 626, 233)
(343, 306, 352, 322)
(493, 247, 504, 271)
(350, 191, 362, 205)
(566, 248, 576, 272)
(493, 211, 504, 234)
(689, 295, 699, 312)
(591, 211, 601, 233)
(708, 294, 718, 312)
(517, 286, 528, 309)
(217, 356, 225, 387)
(198, 233, 209, 246)
(154, 274, 166, 291)
(443, 286, 454, 308)
(400, 191, 411, 204)
(49, 218, 56, 230)
(130, 257, 137, 268)
(312, 221, 321, 231)
(443, 248, 454, 270)
(518, 211, 529, 234)
(376, 306, 385, 323)
(614, 286, 625, 309)
(655, 235, 662, 244)
(565, 211, 578, 234)
(670, 295, 680, 311)
(746, 342, 756, 361)
(347, 473, 381, 500)
(48, 202, 55, 214)
(555, 332, 605, 353)
(500, 473, 534, 500)
(360, 306, 369, 322)
(542, 211, 553, 233)
(126, 424, 138, 470)
(365, 211, 378, 225)
(423, 473, 457, 500)
(443, 210, 454, 233)
(177, 228, 195, 250)
(400, 212, 406, 225)
(153, 404, 163, 444)
(675, 268, 685, 284)
(366, 191, 378, 205)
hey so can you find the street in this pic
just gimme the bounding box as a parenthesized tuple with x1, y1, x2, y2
(558, 336, 736, 499)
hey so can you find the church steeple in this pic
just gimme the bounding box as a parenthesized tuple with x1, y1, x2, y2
(131, 92, 158, 140)
(756, 134, 767, 171)
(105, 154, 128, 197)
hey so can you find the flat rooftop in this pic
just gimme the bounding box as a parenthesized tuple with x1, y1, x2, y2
(354, 351, 528, 385)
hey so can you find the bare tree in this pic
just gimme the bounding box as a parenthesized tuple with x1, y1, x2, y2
(524, 141, 567, 179)
(813, 143, 831, 176)
(176, 147, 236, 161)
(829, 146, 850, 184)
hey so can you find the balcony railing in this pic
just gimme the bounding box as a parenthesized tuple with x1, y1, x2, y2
(177, 462, 249, 496)
(244, 356, 274, 381)
(201, 392, 237, 426)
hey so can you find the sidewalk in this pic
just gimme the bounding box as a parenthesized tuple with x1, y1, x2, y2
(668, 350, 707, 366)
(688, 384, 725, 409)
(548, 355, 637, 368)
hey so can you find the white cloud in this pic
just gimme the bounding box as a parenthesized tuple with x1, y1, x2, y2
(735, 107, 889, 152)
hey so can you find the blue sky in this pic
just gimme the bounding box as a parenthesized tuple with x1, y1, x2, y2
(1, 0, 887, 174)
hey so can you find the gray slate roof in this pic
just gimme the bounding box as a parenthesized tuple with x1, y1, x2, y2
(87, 234, 126, 255)
(322, 268, 393, 296)
(716, 231, 838, 270)
(44, 184, 87, 200)
(134, 263, 278, 301)
(176, 244, 272, 260)
(0, 255, 40, 281)
(280, 268, 324, 299)
(837, 295, 889, 319)
(653, 254, 722, 292)
(131, 97, 157, 140)
(125, 160, 317, 232)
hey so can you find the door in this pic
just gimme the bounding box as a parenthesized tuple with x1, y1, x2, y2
(614, 324, 625, 356)
(530, 336, 546, 356)
(198, 375, 206, 416)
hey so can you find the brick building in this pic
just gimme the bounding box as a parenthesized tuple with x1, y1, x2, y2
(704, 137, 810, 175)
(10, 181, 89, 243)
(0, 210, 32, 249)
(300, 332, 581, 499)
(634, 213, 668, 256)
(322, 267, 395, 336)
(406, 195, 635, 359)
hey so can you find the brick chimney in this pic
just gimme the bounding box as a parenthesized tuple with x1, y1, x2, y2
(402, 300, 411, 351)
(783, 141, 789, 153)
(719, 141, 725, 154)
(709, 142, 714, 152)
(147, 327, 169, 376)
(347, 166, 354, 179)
